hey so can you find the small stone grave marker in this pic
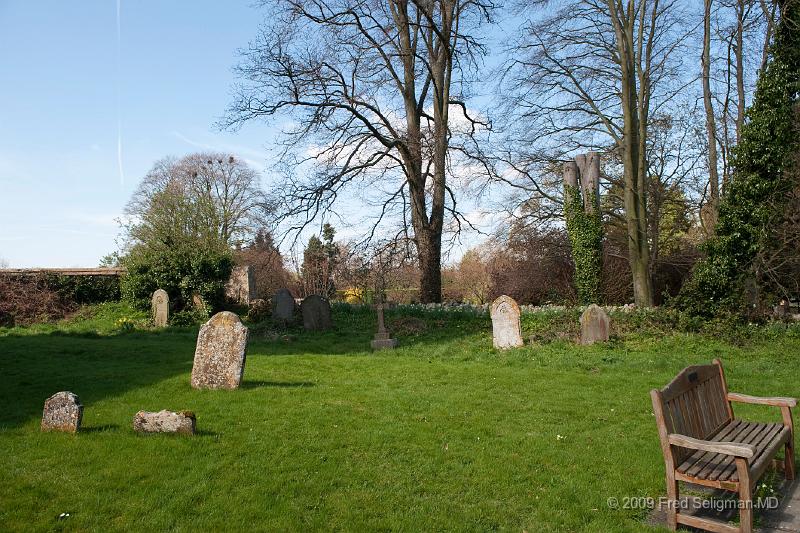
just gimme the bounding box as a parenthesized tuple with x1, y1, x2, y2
(272, 288, 296, 322)
(152, 289, 169, 327)
(41, 391, 83, 433)
(371, 304, 398, 350)
(301, 295, 332, 331)
(579, 304, 610, 345)
(490, 295, 524, 349)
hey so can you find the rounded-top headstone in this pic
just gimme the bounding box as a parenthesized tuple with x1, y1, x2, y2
(579, 304, 610, 345)
(41, 391, 83, 433)
(152, 289, 169, 328)
(190, 311, 249, 390)
(272, 288, 296, 322)
(301, 295, 332, 331)
(490, 295, 524, 349)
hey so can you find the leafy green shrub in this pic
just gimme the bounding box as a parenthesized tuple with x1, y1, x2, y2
(120, 245, 233, 313)
(170, 307, 211, 327)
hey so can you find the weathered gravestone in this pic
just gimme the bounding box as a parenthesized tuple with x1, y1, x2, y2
(579, 304, 610, 345)
(301, 295, 332, 331)
(41, 391, 83, 433)
(190, 311, 249, 390)
(371, 304, 398, 350)
(151, 289, 169, 327)
(490, 295, 524, 349)
(272, 288, 296, 322)
(133, 410, 196, 435)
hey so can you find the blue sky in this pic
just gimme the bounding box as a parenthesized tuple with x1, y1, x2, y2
(0, 1, 511, 268)
(0, 1, 277, 267)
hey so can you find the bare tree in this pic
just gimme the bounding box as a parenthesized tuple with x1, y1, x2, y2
(222, 0, 495, 303)
(500, 0, 692, 307)
(707, 0, 777, 188)
(702, 0, 722, 231)
(124, 153, 272, 249)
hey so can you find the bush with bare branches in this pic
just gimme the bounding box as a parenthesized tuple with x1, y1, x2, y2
(0, 275, 74, 327)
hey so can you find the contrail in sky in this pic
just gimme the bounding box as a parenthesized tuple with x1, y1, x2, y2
(116, 0, 125, 186)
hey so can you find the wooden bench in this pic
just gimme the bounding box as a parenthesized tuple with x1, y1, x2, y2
(651, 359, 796, 533)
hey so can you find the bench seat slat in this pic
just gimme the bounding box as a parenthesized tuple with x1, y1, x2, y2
(682, 419, 745, 477)
(676, 420, 789, 483)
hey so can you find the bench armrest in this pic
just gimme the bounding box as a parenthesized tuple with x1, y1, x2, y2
(668, 434, 756, 459)
(727, 392, 797, 408)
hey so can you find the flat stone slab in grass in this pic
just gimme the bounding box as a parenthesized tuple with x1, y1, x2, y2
(301, 295, 332, 331)
(272, 288, 295, 322)
(133, 410, 196, 435)
(190, 311, 249, 390)
(490, 295, 524, 349)
(579, 304, 610, 345)
(41, 391, 83, 433)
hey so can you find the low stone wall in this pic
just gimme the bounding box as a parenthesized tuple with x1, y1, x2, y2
(388, 302, 638, 315)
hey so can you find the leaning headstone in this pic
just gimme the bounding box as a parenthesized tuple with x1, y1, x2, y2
(580, 304, 610, 345)
(490, 295, 524, 349)
(225, 265, 256, 305)
(41, 391, 83, 433)
(371, 304, 398, 350)
(190, 311, 249, 390)
(301, 295, 332, 331)
(151, 289, 169, 327)
(133, 410, 196, 435)
(272, 288, 296, 322)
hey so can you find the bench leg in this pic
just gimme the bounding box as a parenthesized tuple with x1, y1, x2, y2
(665, 470, 678, 530)
(736, 458, 753, 533)
(781, 406, 795, 481)
(786, 440, 795, 481)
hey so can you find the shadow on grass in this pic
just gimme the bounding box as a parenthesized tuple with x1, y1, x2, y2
(81, 424, 120, 433)
(241, 380, 315, 389)
(0, 306, 483, 429)
(0, 330, 195, 429)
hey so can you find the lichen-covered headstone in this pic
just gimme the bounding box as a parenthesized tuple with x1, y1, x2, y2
(301, 295, 332, 331)
(152, 289, 169, 328)
(272, 288, 296, 322)
(490, 295, 524, 349)
(41, 391, 83, 433)
(133, 410, 196, 435)
(580, 304, 610, 345)
(190, 311, 249, 389)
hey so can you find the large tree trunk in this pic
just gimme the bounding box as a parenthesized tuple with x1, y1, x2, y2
(612, 0, 654, 307)
(703, 0, 721, 231)
(416, 227, 443, 303)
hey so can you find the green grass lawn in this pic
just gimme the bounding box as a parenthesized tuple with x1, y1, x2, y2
(1, 304, 798, 532)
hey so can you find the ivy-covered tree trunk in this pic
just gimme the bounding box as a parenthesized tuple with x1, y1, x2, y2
(563, 154, 604, 304)
(677, 0, 800, 316)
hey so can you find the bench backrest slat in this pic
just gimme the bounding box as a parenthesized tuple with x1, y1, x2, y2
(651, 360, 732, 465)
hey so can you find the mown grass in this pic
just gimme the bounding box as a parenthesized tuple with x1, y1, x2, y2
(1, 303, 798, 531)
